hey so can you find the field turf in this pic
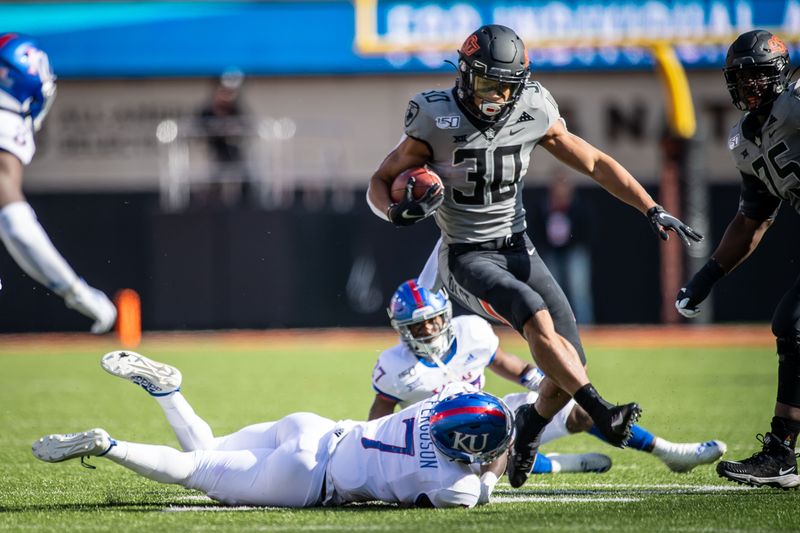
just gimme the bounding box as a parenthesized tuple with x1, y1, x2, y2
(1, 329, 799, 532)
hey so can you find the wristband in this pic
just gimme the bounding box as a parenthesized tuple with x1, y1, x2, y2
(520, 367, 545, 391)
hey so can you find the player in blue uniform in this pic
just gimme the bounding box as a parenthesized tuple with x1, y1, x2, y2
(370, 280, 726, 475)
(0, 33, 115, 332)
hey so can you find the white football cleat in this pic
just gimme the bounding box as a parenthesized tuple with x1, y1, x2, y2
(101, 350, 182, 396)
(32, 428, 114, 463)
(652, 439, 727, 473)
(545, 453, 613, 474)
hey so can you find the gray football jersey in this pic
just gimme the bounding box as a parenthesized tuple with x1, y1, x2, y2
(404, 82, 560, 244)
(729, 81, 800, 214)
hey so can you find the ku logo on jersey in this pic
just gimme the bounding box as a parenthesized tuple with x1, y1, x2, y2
(452, 432, 490, 453)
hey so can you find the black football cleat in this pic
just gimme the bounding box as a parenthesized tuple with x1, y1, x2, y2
(594, 403, 641, 448)
(717, 432, 800, 489)
(507, 404, 547, 488)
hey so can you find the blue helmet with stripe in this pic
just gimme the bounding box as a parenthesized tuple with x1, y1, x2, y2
(388, 279, 454, 361)
(430, 391, 514, 464)
(0, 33, 57, 131)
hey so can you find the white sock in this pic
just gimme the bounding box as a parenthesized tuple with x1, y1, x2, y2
(155, 392, 214, 451)
(0, 201, 79, 296)
(104, 440, 195, 485)
(650, 437, 670, 458)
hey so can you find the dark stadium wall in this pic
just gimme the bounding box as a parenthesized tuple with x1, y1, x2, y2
(1, 186, 798, 333)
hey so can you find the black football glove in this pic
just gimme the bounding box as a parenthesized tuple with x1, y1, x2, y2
(675, 259, 725, 318)
(647, 205, 703, 246)
(388, 177, 444, 227)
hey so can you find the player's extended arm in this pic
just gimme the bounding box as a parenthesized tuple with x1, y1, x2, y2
(477, 452, 508, 504)
(367, 394, 398, 420)
(0, 151, 116, 333)
(366, 136, 440, 226)
(488, 348, 545, 391)
(676, 211, 772, 318)
(540, 119, 702, 246)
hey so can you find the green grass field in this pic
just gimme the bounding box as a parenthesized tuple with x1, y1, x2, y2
(1, 331, 799, 532)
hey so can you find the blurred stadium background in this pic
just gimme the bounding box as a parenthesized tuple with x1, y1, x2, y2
(2, 0, 800, 334)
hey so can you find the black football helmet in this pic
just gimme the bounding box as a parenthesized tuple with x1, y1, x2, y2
(456, 25, 529, 123)
(724, 30, 790, 112)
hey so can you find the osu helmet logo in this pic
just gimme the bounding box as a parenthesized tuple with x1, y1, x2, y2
(461, 34, 480, 56)
(768, 35, 787, 54)
(452, 432, 489, 453)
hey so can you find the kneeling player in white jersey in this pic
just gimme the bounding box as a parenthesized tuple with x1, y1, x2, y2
(32, 351, 512, 508)
(0, 33, 115, 332)
(369, 279, 727, 475)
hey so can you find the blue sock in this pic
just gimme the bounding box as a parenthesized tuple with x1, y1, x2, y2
(589, 424, 655, 451)
(530, 452, 552, 474)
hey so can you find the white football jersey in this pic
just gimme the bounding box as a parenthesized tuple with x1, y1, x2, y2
(371, 315, 499, 407)
(326, 382, 483, 508)
(0, 92, 35, 165)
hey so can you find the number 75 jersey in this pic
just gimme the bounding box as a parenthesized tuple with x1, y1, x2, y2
(729, 80, 800, 213)
(404, 83, 560, 244)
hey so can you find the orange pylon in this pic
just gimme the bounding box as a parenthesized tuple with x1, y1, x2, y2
(115, 289, 142, 348)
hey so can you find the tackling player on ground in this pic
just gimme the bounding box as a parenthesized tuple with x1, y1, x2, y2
(0, 33, 115, 332)
(676, 30, 800, 489)
(367, 24, 702, 488)
(33, 350, 513, 508)
(370, 279, 726, 475)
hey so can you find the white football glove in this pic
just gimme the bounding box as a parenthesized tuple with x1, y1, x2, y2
(675, 288, 701, 318)
(64, 280, 117, 334)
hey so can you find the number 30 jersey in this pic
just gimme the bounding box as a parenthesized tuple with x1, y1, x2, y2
(729, 80, 800, 215)
(404, 83, 560, 244)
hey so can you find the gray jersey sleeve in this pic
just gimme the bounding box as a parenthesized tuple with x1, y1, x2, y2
(739, 171, 781, 221)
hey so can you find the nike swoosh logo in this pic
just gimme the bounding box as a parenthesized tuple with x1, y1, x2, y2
(779, 466, 796, 475)
(527, 247, 535, 256)
(401, 210, 424, 220)
(509, 128, 523, 136)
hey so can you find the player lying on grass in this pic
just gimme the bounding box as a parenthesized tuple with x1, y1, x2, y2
(32, 351, 513, 508)
(369, 279, 726, 475)
(0, 33, 115, 332)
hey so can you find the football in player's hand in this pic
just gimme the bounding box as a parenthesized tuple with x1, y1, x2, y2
(391, 167, 443, 203)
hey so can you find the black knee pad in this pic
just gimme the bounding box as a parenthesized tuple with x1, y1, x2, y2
(776, 335, 800, 407)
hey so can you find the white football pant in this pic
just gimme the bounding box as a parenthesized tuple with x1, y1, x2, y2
(103, 392, 335, 507)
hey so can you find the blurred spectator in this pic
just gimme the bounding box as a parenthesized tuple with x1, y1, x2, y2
(195, 69, 250, 207)
(533, 173, 595, 324)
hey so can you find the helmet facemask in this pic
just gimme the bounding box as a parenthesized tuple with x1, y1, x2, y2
(724, 30, 790, 112)
(457, 61, 526, 121)
(725, 62, 788, 111)
(392, 303, 454, 362)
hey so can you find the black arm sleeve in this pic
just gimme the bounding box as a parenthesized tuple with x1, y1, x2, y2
(739, 172, 781, 221)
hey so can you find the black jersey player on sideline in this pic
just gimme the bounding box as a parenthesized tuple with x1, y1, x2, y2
(367, 24, 702, 488)
(677, 30, 800, 489)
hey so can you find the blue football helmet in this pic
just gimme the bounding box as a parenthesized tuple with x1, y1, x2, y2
(0, 33, 57, 131)
(387, 279, 454, 361)
(429, 391, 514, 464)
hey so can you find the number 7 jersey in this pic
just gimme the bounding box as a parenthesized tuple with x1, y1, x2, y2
(404, 83, 560, 244)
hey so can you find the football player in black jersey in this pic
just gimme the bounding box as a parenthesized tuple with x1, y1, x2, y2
(368, 24, 702, 488)
(677, 30, 800, 489)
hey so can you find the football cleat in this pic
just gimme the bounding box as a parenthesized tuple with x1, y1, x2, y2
(652, 439, 727, 473)
(593, 403, 641, 448)
(507, 404, 547, 488)
(717, 432, 800, 489)
(544, 453, 612, 474)
(32, 428, 114, 463)
(101, 350, 181, 396)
